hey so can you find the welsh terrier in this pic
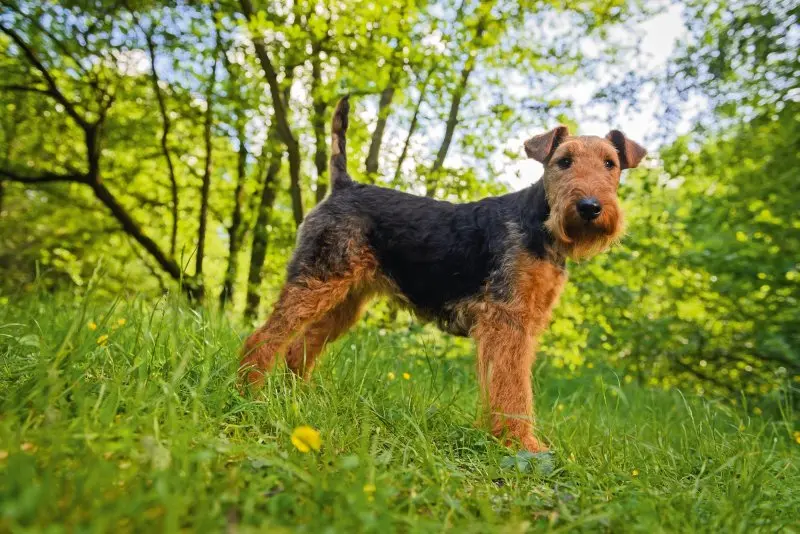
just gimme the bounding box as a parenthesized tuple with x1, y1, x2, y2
(242, 97, 646, 452)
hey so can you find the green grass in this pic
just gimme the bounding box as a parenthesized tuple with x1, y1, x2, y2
(1, 292, 799, 533)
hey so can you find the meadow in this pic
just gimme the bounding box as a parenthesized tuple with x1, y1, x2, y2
(2, 0, 799, 532)
(1, 292, 798, 533)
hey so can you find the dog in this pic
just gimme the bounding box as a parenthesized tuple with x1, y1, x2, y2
(242, 96, 646, 451)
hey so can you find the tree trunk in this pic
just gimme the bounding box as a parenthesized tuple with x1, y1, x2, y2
(245, 142, 282, 319)
(310, 51, 329, 204)
(240, 0, 303, 226)
(425, 60, 475, 197)
(365, 85, 396, 181)
(195, 29, 221, 297)
(143, 25, 180, 256)
(393, 68, 435, 183)
(425, 17, 486, 197)
(287, 133, 303, 226)
(219, 131, 247, 308)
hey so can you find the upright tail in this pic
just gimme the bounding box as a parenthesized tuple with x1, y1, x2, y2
(330, 96, 354, 192)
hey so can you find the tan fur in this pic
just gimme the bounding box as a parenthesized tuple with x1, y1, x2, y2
(283, 291, 369, 378)
(240, 249, 379, 386)
(543, 137, 625, 260)
(472, 254, 566, 451)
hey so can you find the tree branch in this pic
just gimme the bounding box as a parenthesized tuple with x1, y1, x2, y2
(394, 67, 436, 184)
(0, 23, 90, 130)
(134, 14, 180, 256)
(239, 0, 304, 225)
(0, 168, 87, 184)
(0, 84, 54, 96)
(195, 16, 222, 287)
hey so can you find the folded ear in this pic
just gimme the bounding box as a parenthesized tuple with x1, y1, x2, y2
(605, 130, 647, 169)
(524, 125, 570, 163)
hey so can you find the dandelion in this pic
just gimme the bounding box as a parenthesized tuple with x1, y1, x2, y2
(402, 372, 411, 380)
(96, 334, 109, 346)
(87, 321, 97, 331)
(631, 469, 639, 477)
(291, 425, 322, 453)
(117, 318, 126, 326)
(387, 372, 396, 380)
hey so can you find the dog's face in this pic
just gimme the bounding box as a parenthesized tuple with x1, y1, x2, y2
(524, 126, 646, 259)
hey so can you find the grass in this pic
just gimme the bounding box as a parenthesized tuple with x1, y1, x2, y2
(1, 291, 799, 533)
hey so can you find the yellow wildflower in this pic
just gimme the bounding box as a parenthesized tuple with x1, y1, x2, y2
(363, 483, 376, 502)
(753, 407, 762, 415)
(21, 442, 36, 453)
(117, 318, 126, 326)
(631, 469, 639, 477)
(387, 372, 396, 380)
(556, 403, 565, 412)
(291, 426, 322, 453)
(793, 431, 800, 445)
(97, 334, 109, 346)
(402, 372, 411, 380)
(87, 321, 97, 331)
(738, 423, 746, 432)
(0, 450, 8, 460)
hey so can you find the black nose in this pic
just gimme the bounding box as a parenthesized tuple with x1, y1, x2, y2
(576, 197, 602, 221)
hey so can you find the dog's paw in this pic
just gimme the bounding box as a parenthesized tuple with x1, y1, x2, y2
(521, 435, 549, 453)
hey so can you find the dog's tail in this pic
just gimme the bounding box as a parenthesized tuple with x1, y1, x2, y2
(330, 96, 353, 192)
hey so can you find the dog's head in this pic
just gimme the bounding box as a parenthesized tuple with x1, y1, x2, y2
(524, 126, 646, 259)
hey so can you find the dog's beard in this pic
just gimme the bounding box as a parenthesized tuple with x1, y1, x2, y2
(545, 201, 624, 260)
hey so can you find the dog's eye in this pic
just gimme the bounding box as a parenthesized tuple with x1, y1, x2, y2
(604, 159, 615, 169)
(556, 157, 572, 170)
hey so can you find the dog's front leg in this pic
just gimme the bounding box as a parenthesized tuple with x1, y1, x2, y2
(474, 314, 548, 452)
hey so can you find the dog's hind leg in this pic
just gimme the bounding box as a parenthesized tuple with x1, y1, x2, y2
(284, 290, 369, 378)
(241, 252, 376, 387)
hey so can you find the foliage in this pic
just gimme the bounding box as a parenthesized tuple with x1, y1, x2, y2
(544, 104, 799, 396)
(0, 294, 798, 532)
(0, 0, 798, 397)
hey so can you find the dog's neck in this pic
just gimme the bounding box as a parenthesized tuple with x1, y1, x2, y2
(509, 180, 565, 267)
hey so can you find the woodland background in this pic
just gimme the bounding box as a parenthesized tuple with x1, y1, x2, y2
(0, 0, 797, 399)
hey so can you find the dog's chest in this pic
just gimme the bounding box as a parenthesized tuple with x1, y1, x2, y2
(514, 258, 567, 331)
